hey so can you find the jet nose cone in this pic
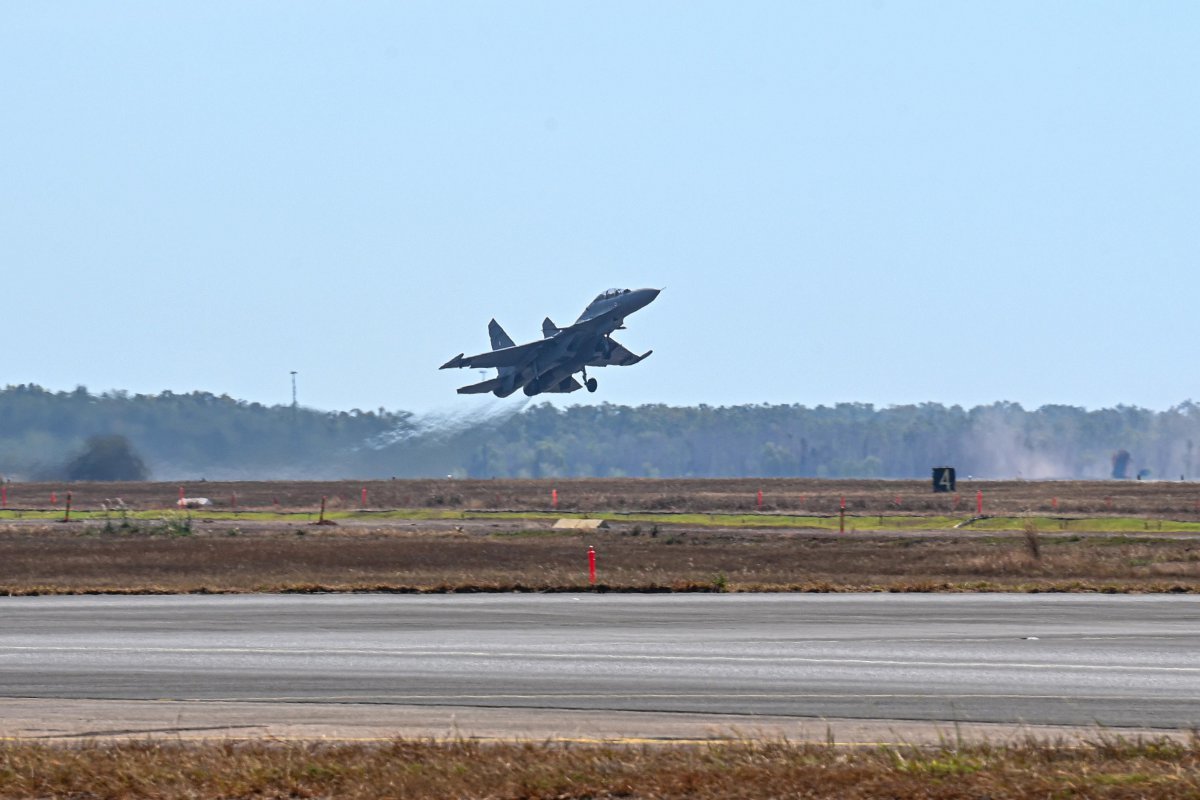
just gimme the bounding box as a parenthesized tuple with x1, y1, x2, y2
(625, 288, 659, 312)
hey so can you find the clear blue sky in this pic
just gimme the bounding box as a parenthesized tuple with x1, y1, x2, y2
(2, 2, 1197, 414)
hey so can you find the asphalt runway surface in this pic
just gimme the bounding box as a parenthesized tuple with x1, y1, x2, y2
(2, 594, 1199, 739)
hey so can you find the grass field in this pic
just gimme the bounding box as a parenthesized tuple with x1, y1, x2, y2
(8, 506, 1200, 534)
(3, 478, 1200, 594)
(1, 736, 1197, 798)
(2, 520, 1199, 594)
(6, 477, 1200, 517)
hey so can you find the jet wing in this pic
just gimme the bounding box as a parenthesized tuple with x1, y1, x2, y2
(440, 339, 545, 370)
(587, 338, 652, 367)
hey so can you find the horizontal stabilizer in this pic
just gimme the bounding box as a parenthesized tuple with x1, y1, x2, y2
(440, 353, 466, 370)
(457, 376, 506, 395)
(542, 317, 559, 338)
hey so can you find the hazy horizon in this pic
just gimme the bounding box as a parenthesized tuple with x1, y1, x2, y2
(3, 383, 1195, 482)
(7, 380, 1200, 416)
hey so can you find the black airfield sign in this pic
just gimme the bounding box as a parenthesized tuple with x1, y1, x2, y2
(932, 466, 956, 493)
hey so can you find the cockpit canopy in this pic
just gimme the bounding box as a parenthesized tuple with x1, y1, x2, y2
(591, 288, 631, 304)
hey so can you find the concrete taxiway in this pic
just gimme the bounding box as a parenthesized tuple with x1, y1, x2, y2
(1, 593, 1198, 741)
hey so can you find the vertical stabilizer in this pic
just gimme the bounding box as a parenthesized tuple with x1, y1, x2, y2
(488, 319, 516, 350)
(542, 317, 560, 338)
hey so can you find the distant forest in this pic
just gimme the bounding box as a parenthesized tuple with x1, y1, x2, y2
(1, 384, 1198, 481)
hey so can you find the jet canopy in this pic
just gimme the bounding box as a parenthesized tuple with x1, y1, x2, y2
(591, 288, 632, 303)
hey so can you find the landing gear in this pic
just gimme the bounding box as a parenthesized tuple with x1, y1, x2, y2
(583, 367, 598, 393)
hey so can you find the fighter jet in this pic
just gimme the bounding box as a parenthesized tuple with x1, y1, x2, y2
(440, 288, 660, 397)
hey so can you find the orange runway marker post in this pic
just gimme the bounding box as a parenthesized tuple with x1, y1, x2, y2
(976, 489, 983, 516)
(552, 488, 558, 510)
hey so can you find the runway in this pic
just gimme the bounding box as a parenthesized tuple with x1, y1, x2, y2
(2, 593, 1198, 740)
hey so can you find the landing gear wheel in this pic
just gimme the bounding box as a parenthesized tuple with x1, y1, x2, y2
(586, 377, 598, 393)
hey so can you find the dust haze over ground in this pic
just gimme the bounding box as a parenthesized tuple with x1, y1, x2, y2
(363, 397, 531, 450)
(964, 407, 1084, 479)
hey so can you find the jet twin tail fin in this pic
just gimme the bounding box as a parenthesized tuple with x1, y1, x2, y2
(542, 317, 559, 338)
(488, 319, 516, 351)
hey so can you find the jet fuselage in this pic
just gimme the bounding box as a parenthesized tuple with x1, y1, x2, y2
(440, 288, 660, 397)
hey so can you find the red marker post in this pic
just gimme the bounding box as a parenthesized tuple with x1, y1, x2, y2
(756, 489, 763, 509)
(178, 486, 185, 508)
(1051, 497, 1058, 512)
(587, 545, 596, 585)
(552, 488, 558, 509)
(976, 489, 983, 516)
(361, 487, 368, 508)
(51, 492, 58, 507)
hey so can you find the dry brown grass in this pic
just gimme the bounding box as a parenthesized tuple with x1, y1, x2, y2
(2, 523, 1200, 594)
(1, 736, 1198, 798)
(7, 477, 1200, 517)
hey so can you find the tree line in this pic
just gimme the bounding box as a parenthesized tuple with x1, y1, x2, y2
(0, 384, 1196, 481)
